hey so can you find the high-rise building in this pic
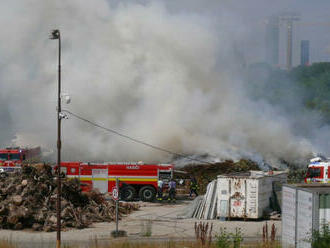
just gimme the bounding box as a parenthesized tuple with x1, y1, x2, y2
(301, 40, 310, 66)
(280, 12, 300, 70)
(265, 15, 279, 66)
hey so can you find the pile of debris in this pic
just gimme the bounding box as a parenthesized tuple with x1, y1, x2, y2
(287, 167, 307, 183)
(0, 164, 139, 231)
(181, 159, 259, 193)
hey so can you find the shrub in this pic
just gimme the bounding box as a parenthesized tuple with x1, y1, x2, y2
(311, 224, 330, 248)
(216, 227, 243, 248)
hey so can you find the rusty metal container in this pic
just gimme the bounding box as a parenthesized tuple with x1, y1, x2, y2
(217, 171, 287, 219)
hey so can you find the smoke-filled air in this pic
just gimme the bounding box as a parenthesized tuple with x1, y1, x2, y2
(1, 0, 329, 167)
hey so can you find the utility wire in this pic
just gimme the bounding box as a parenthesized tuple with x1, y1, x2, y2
(62, 109, 213, 165)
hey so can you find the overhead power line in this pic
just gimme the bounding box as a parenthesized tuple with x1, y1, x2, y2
(62, 109, 213, 165)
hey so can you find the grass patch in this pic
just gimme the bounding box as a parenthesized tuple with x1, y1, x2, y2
(140, 219, 152, 237)
(0, 239, 283, 248)
(310, 224, 330, 248)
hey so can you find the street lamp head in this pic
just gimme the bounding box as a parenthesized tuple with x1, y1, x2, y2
(50, 29, 60, 40)
(59, 112, 69, 120)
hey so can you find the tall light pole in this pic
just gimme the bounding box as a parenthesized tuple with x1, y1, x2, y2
(50, 29, 62, 248)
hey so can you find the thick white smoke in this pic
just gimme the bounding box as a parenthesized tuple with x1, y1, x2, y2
(0, 0, 326, 167)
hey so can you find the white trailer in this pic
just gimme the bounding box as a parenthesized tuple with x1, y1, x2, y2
(217, 171, 287, 219)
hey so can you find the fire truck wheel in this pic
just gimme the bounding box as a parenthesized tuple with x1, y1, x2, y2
(122, 186, 136, 201)
(139, 186, 156, 202)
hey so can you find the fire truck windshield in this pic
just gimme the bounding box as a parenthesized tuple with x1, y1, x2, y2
(9, 153, 20, 160)
(307, 167, 321, 178)
(159, 171, 172, 182)
(0, 153, 8, 160)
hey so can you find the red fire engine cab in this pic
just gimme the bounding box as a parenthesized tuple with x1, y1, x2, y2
(0, 147, 41, 171)
(305, 157, 330, 183)
(60, 162, 174, 201)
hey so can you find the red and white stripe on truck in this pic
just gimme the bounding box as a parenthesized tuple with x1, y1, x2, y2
(60, 162, 174, 201)
(305, 157, 330, 183)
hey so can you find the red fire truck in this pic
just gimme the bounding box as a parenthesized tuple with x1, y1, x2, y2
(60, 162, 174, 201)
(0, 147, 41, 171)
(305, 157, 330, 183)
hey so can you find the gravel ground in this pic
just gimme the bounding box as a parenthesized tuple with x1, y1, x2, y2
(0, 200, 281, 248)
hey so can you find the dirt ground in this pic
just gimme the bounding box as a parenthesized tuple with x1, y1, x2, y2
(0, 199, 281, 248)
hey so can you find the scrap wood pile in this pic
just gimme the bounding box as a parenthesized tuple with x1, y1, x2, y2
(182, 159, 259, 193)
(0, 164, 139, 231)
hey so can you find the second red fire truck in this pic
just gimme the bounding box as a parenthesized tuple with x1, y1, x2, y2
(0, 147, 41, 171)
(60, 162, 174, 201)
(305, 157, 330, 183)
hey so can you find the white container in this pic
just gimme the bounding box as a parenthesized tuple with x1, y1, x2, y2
(281, 184, 330, 248)
(217, 171, 287, 219)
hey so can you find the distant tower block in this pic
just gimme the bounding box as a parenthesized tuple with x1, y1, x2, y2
(301, 40, 310, 66)
(280, 12, 301, 70)
(265, 15, 280, 66)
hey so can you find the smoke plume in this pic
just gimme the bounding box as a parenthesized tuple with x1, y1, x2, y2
(0, 0, 328, 167)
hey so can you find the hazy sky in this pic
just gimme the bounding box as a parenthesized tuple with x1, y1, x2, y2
(1, 0, 330, 166)
(170, 0, 330, 66)
(112, 0, 330, 66)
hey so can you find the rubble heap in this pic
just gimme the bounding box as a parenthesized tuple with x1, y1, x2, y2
(0, 164, 139, 231)
(182, 159, 259, 193)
